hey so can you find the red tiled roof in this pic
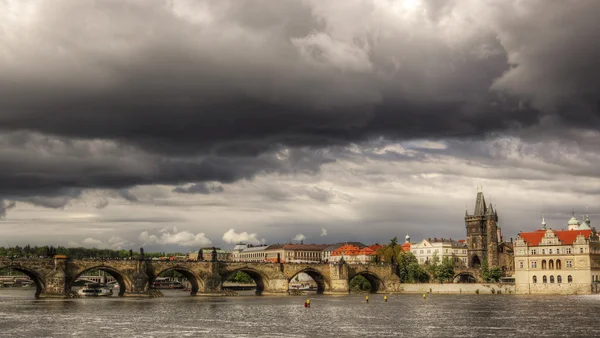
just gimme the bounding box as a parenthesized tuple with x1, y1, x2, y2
(359, 247, 376, 255)
(368, 244, 383, 251)
(401, 242, 411, 251)
(519, 229, 592, 246)
(331, 244, 376, 256)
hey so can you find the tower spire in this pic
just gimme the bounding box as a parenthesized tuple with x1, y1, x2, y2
(474, 191, 487, 216)
(542, 215, 547, 230)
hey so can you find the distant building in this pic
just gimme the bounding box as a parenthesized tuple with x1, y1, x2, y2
(514, 214, 600, 294)
(321, 242, 366, 263)
(401, 234, 411, 252)
(329, 244, 377, 264)
(229, 244, 271, 262)
(411, 238, 468, 267)
(265, 244, 330, 263)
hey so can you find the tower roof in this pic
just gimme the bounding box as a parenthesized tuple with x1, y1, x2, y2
(473, 192, 487, 216)
(579, 220, 591, 230)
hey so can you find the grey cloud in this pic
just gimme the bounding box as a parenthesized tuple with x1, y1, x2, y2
(0, 200, 16, 218)
(173, 183, 224, 195)
(118, 189, 139, 202)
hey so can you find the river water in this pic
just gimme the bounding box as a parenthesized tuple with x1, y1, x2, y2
(0, 288, 598, 337)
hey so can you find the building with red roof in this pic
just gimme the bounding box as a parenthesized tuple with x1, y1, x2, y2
(329, 244, 377, 264)
(514, 214, 600, 294)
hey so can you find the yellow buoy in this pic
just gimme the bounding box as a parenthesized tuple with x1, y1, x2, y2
(365, 295, 369, 303)
(384, 295, 388, 302)
(423, 293, 427, 299)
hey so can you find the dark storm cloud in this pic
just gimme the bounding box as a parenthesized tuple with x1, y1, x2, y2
(0, 0, 599, 201)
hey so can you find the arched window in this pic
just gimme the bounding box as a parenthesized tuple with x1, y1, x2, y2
(549, 260, 554, 270)
(543, 275, 547, 283)
(556, 259, 562, 270)
(532, 276, 537, 284)
(557, 275, 562, 283)
(542, 260, 547, 270)
(568, 275, 573, 283)
(550, 275, 555, 283)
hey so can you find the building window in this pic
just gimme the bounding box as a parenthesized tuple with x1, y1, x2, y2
(542, 249, 545, 254)
(580, 248, 584, 254)
(519, 261, 524, 269)
(549, 260, 554, 270)
(543, 275, 547, 283)
(531, 249, 537, 255)
(532, 261, 537, 268)
(420, 250, 423, 254)
(550, 275, 555, 283)
(549, 249, 553, 254)
(557, 275, 562, 283)
(566, 260, 572, 268)
(566, 248, 572, 254)
(532, 276, 537, 284)
(556, 259, 562, 270)
(541, 260, 547, 270)
(427, 249, 431, 254)
(568, 275, 573, 283)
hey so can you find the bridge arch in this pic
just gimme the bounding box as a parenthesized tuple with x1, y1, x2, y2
(222, 267, 268, 295)
(288, 268, 328, 294)
(350, 271, 385, 293)
(72, 266, 132, 296)
(152, 266, 202, 296)
(454, 271, 478, 283)
(0, 265, 45, 298)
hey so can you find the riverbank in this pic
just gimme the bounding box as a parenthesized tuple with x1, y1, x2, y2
(396, 283, 515, 294)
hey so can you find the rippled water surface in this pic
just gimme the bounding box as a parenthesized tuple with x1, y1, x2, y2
(1, 289, 599, 337)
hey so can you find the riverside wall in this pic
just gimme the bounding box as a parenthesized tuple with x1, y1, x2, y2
(396, 283, 515, 294)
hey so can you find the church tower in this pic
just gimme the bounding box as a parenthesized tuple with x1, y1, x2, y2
(465, 191, 499, 268)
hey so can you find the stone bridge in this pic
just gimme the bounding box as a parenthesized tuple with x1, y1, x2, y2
(0, 257, 402, 298)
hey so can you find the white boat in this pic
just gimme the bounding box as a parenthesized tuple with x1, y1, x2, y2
(77, 283, 113, 297)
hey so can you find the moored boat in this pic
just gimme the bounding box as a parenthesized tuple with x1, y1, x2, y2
(77, 283, 113, 297)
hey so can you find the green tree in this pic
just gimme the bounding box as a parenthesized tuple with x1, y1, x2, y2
(349, 275, 372, 291)
(482, 260, 503, 282)
(396, 251, 429, 283)
(426, 252, 441, 281)
(376, 237, 402, 264)
(437, 256, 455, 283)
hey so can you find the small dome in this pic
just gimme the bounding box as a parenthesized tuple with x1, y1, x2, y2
(405, 234, 410, 243)
(568, 216, 580, 226)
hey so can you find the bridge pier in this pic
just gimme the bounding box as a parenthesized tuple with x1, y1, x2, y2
(262, 278, 289, 296)
(325, 263, 350, 295)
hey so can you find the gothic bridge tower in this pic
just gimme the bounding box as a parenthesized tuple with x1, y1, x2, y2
(465, 192, 499, 268)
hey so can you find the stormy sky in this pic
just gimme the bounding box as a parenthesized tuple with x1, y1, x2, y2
(1, 0, 599, 252)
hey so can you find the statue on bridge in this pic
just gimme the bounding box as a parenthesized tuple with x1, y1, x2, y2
(129, 249, 133, 259)
(211, 247, 217, 262)
(390, 255, 395, 265)
(198, 248, 203, 261)
(277, 253, 281, 264)
(139, 247, 145, 260)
